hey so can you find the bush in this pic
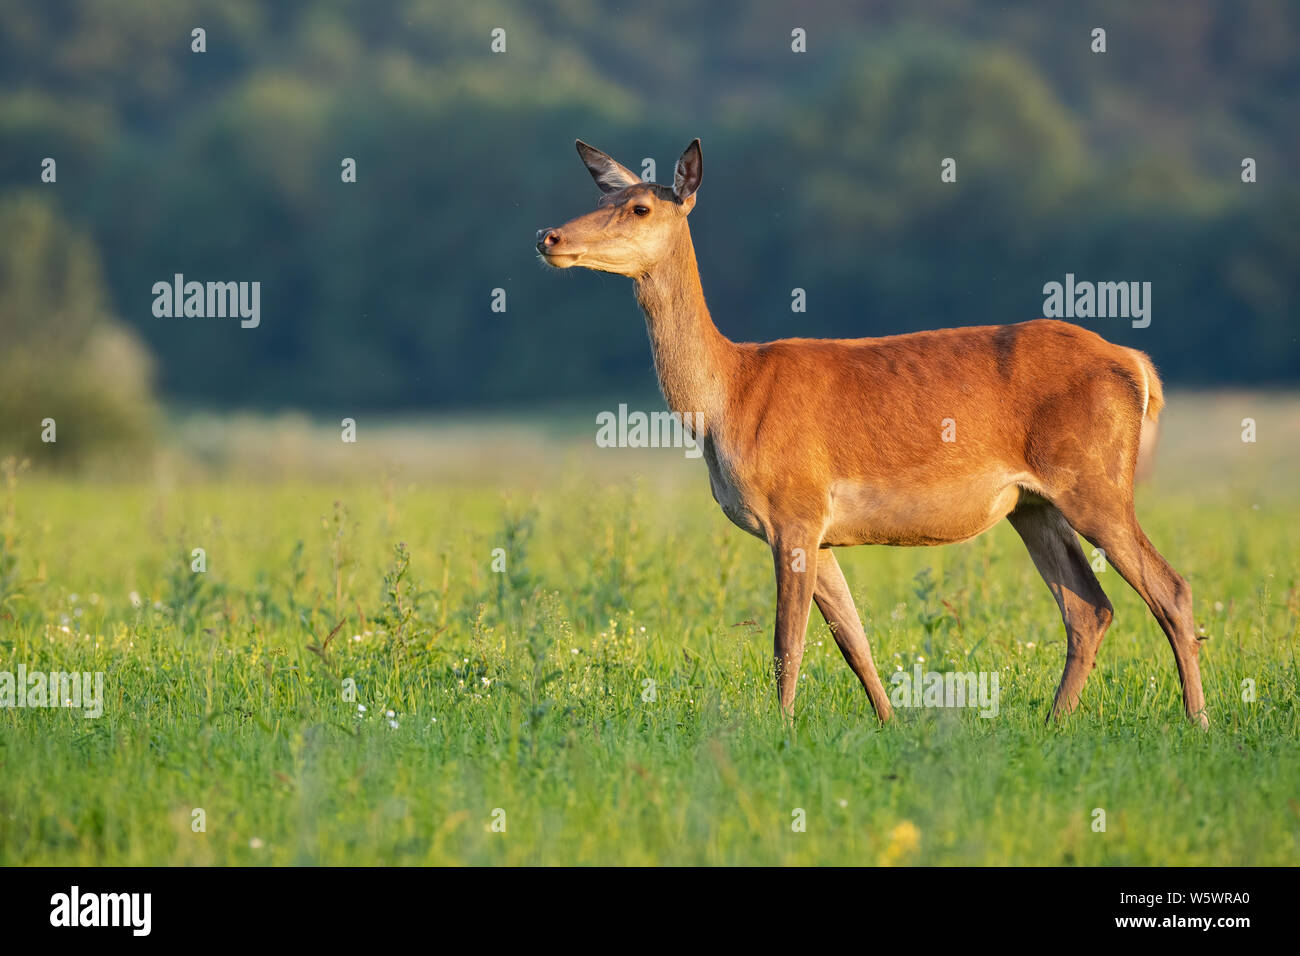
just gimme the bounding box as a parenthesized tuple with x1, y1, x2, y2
(0, 194, 157, 469)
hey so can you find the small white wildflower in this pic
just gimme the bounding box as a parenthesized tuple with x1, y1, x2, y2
(388, 720, 399, 729)
(386, 709, 395, 718)
(129, 591, 142, 608)
(357, 704, 367, 712)
(249, 837, 264, 849)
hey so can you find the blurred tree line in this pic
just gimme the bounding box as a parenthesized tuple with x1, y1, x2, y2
(0, 0, 1296, 432)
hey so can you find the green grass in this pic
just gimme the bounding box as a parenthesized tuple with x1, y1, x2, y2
(0, 395, 1297, 865)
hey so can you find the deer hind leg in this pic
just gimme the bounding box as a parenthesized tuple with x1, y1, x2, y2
(1008, 500, 1114, 721)
(812, 548, 892, 722)
(1052, 491, 1208, 728)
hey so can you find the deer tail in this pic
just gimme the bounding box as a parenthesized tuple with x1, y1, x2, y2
(1128, 347, 1164, 481)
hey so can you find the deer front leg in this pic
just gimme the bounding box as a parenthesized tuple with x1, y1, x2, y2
(771, 531, 818, 717)
(813, 548, 893, 722)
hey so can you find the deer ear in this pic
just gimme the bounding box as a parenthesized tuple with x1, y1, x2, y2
(576, 140, 641, 194)
(673, 139, 702, 206)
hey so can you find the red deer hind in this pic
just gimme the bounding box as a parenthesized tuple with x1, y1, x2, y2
(537, 138, 1207, 728)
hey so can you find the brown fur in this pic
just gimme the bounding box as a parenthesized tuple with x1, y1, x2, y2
(538, 139, 1207, 727)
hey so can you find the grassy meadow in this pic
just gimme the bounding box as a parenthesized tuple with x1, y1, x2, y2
(0, 393, 1296, 865)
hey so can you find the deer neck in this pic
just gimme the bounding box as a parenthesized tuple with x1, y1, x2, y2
(633, 229, 735, 437)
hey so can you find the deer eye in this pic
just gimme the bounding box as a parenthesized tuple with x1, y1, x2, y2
(633, 204, 650, 216)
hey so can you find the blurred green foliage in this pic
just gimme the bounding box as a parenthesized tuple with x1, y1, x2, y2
(1, 0, 1297, 414)
(0, 194, 156, 466)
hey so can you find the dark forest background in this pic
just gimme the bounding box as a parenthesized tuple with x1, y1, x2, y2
(1, 0, 1296, 460)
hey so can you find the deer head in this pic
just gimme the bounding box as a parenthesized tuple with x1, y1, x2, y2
(536, 139, 702, 277)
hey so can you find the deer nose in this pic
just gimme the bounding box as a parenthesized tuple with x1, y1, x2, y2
(536, 228, 562, 252)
